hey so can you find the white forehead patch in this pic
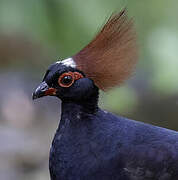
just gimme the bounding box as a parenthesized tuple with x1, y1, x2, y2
(56, 57, 76, 68)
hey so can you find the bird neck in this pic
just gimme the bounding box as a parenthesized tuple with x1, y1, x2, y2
(61, 88, 99, 116)
(55, 87, 99, 134)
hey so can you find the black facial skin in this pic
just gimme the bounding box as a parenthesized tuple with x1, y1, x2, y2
(33, 63, 99, 103)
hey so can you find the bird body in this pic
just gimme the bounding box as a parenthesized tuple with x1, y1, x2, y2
(49, 94, 178, 180)
(32, 9, 178, 180)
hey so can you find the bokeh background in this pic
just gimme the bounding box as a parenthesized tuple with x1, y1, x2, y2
(0, 0, 178, 179)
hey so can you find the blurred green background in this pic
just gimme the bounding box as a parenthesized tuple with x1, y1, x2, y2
(0, 0, 178, 179)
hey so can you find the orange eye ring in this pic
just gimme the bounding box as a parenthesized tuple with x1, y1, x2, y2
(58, 72, 84, 87)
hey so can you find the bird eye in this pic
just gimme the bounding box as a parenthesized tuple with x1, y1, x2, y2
(61, 75, 73, 85)
(58, 72, 84, 88)
(58, 73, 74, 87)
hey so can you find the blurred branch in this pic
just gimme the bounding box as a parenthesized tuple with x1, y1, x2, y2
(0, 33, 50, 69)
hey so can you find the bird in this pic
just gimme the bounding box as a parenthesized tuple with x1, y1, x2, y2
(32, 9, 178, 180)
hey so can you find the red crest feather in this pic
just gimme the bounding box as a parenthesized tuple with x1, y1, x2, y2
(73, 9, 138, 90)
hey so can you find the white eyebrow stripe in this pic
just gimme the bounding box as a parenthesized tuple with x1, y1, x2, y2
(56, 57, 76, 68)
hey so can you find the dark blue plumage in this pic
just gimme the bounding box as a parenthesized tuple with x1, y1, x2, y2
(48, 87, 178, 180)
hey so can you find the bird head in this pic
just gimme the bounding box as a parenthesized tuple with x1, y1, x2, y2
(32, 9, 138, 102)
(32, 58, 97, 101)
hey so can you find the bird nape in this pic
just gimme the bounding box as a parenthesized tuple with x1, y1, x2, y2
(32, 9, 178, 180)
